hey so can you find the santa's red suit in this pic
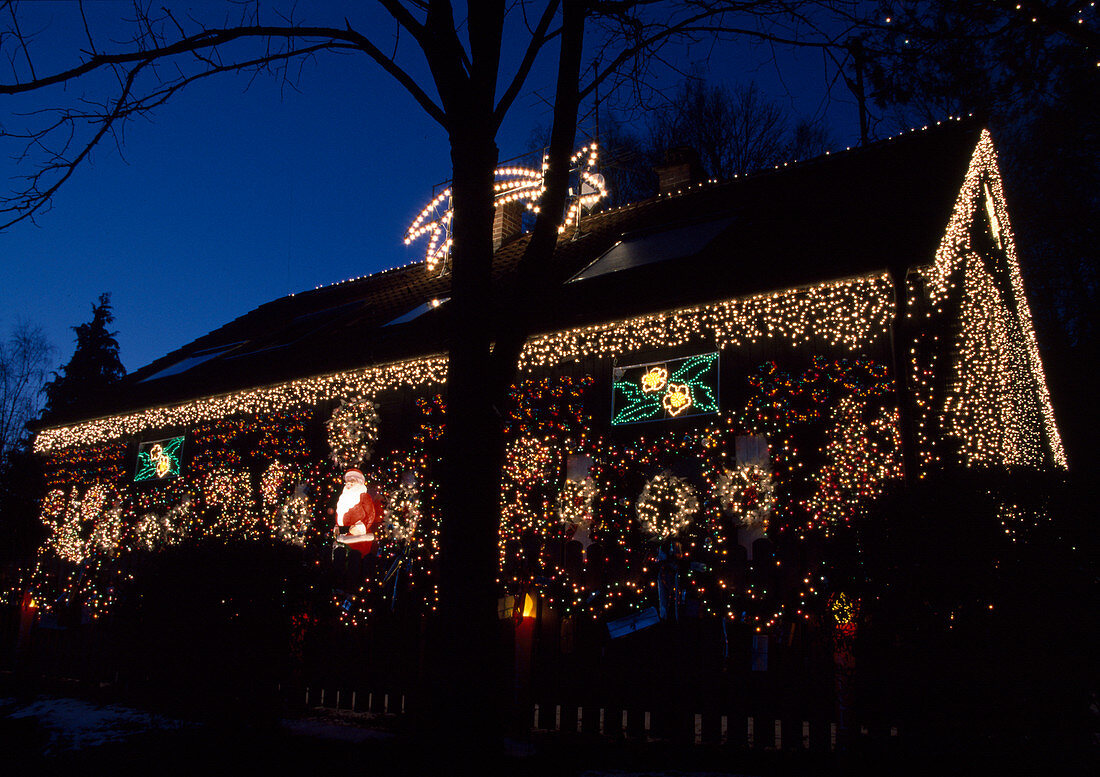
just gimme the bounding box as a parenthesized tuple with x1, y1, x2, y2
(335, 469, 383, 555)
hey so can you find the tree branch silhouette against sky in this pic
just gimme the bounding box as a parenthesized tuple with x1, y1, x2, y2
(0, 1, 870, 374)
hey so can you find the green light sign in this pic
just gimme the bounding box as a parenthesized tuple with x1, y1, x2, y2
(612, 352, 719, 425)
(135, 436, 185, 482)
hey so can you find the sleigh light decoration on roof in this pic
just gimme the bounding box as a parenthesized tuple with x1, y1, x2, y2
(404, 143, 608, 275)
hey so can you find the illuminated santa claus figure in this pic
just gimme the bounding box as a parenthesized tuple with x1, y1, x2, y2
(334, 468, 383, 555)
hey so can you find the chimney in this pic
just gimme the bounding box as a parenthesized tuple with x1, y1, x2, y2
(654, 146, 705, 196)
(493, 199, 524, 250)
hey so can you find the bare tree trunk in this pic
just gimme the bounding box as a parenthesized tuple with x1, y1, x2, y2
(424, 120, 505, 752)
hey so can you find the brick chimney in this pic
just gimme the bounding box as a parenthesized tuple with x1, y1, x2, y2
(493, 199, 524, 250)
(654, 146, 705, 195)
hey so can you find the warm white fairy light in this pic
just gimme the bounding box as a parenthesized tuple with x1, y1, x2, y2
(275, 485, 312, 547)
(34, 355, 448, 452)
(260, 461, 295, 506)
(636, 472, 699, 539)
(803, 398, 903, 532)
(404, 143, 607, 272)
(916, 130, 1066, 469)
(558, 477, 597, 527)
(90, 505, 123, 553)
(519, 273, 895, 370)
(326, 397, 380, 469)
(715, 464, 776, 530)
(385, 478, 422, 542)
(36, 275, 891, 453)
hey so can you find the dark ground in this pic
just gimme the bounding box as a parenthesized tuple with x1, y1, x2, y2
(2, 673, 1096, 777)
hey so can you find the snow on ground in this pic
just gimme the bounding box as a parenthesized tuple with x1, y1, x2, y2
(0, 695, 188, 754)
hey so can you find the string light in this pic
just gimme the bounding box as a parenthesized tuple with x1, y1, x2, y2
(25, 124, 1068, 644)
(715, 464, 776, 530)
(405, 143, 608, 273)
(914, 130, 1066, 469)
(326, 397, 380, 469)
(636, 472, 700, 539)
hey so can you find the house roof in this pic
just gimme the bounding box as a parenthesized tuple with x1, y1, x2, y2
(48, 119, 984, 427)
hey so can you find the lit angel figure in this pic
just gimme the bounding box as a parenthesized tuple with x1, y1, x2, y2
(404, 143, 608, 275)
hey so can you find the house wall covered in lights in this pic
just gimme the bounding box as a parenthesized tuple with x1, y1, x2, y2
(27, 120, 1064, 645)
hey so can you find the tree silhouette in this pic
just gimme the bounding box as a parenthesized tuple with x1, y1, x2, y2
(40, 293, 126, 424)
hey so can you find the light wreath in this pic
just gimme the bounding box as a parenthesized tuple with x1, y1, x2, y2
(715, 464, 776, 529)
(636, 472, 699, 539)
(386, 480, 421, 542)
(326, 397, 380, 469)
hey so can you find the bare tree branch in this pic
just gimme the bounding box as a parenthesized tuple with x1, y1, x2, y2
(493, 0, 561, 127)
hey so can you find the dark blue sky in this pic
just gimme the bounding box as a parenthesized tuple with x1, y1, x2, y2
(1, 2, 864, 378)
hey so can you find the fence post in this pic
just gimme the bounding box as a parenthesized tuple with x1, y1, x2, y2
(802, 720, 810, 749)
(720, 714, 728, 745)
(774, 719, 782, 750)
(747, 716, 754, 748)
(694, 713, 703, 745)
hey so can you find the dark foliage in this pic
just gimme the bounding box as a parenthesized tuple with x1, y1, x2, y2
(0, 444, 47, 567)
(856, 465, 1099, 761)
(111, 539, 327, 725)
(40, 293, 126, 425)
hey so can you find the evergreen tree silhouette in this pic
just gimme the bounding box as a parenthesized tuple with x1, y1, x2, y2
(41, 293, 125, 423)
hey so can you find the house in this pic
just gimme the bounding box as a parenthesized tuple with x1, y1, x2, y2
(24, 119, 1065, 725)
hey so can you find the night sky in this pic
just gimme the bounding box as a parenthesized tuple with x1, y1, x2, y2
(1, 2, 862, 377)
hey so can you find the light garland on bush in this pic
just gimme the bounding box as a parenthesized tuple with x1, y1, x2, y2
(503, 436, 558, 484)
(202, 467, 254, 536)
(558, 477, 597, 527)
(803, 398, 903, 532)
(90, 504, 123, 553)
(275, 485, 312, 547)
(636, 472, 699, 539)
(134, 497, 193, 551)
(260, 461, 295, 506)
